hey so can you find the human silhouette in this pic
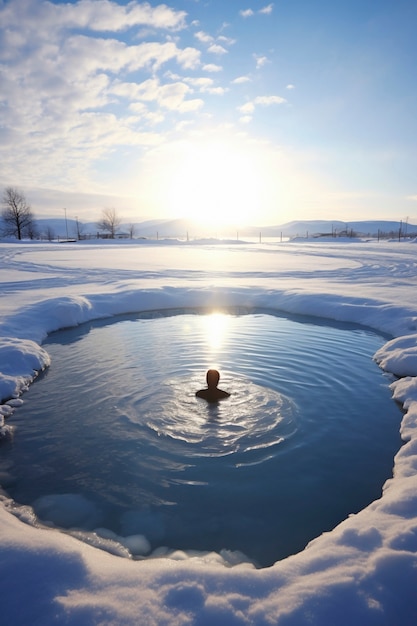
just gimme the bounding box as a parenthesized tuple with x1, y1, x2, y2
(196, 369, 230, 403)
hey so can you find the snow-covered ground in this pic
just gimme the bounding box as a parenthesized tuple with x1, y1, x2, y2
(1, 237, 417, 625)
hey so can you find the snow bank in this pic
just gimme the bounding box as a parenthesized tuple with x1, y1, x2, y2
(375, 334, 417, 377)
(0, 337, 50, 403)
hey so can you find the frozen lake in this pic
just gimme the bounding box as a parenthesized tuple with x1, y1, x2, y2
(2, 309, 402, 567)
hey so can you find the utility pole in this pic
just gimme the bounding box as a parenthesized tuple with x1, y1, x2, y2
(63, 208, 69, 240)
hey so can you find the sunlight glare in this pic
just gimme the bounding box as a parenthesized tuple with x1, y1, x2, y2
(162, 136, 265, 227)
(203, 312, 230, 352)
(138, 129, 333, 228)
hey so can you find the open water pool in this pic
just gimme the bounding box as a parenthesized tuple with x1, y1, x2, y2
(0, 309, 403, 567)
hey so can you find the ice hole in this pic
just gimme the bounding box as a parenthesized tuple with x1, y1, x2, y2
(0, 309, 403, 567)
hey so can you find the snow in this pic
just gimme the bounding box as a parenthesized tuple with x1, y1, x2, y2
(1, 238, 417, 625)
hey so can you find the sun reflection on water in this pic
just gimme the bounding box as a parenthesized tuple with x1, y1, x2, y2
(203, 312, 230, 352)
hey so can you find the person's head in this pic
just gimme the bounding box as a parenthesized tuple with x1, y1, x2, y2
(206, 369, 220, 388)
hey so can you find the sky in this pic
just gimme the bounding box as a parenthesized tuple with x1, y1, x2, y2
(1, 0, 417, 226)
(1, 238, 417, 623)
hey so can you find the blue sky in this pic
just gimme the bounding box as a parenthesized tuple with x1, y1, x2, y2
(1, 0, 416, 226)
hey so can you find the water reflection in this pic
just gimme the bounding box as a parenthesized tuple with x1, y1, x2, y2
(202, 311, 230, 352)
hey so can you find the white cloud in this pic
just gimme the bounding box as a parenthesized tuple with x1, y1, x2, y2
(112, 77, 205, 111)
(61, 36, 200, 75)
(207, 44, 228, 55)
(163, 70, 181, 81)
(232, 76, 251, 84)
(254, 95, 286, 105)
(157, 82, 194, 110)
(238, 102, 255, 114)
(259, 3, 274, 15)
(406, 195, 417, 201)
(0, 0, 187, 36)
(254, 54, 269, 68)
(286, 84, 295, 90)
(203, 63, 223, 72)
(207, 86, 228, 95)
(240, 5, 273, 18)
(194, 30, 214, 44)
(175, 46, 202, 70)
(218, 35, 236, 46)
(239, 9, 254, 18)
(0, 0, 205, 191)
(158, 83, 204, 113)
(129, 102, 165, 126)
(237, 95, 286, 119)
(184, 77, 214, 90)
(80, 0, 187, 31)
(194, 28, 234, 58)
(183, 77, 227, 95)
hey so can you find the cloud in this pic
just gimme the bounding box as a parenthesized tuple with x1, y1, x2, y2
(0, 0, 202, 191)
(254, 95, 286, 105)
(239, 5, 274, 18)
(194, 31, 234, 49)
(0, 0, 187, 36)
(407, 195, 417, 201)
(237, 95, 286, 120)
(239, 9, 255, 18)
(194, 29, 233, 56)
(112, 78, 205, 111)
(61, 37, 200, 74)
(286, 84, 295, 90)
(175, 46, 202, 70)
(203, 63, 223, 72)
(183, 77, 227, 95)
(218, 35, 236, 46)
(254, 54, 269, 68)
(259, 4, 274, 15)
(207, 44, 228, 55)
(232, 76, 251, 84)
(238, 102, 256, 115)
(147, 81, 192, 110)
(194, 30, 214, 44)
(79, 0, 187, 31)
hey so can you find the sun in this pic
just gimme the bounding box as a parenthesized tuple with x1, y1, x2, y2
(158, 135, 266, 228)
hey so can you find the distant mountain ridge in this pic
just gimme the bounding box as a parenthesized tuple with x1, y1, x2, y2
(268, 219, 417, 237)
(33, 217, 417, 239)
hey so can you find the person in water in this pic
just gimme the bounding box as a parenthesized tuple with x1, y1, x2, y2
(196, 369, 230, 402)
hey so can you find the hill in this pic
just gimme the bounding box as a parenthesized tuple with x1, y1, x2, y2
(31, 218, 417, 240)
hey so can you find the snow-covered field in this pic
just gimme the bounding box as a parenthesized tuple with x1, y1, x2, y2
(1, 237, 417, 625)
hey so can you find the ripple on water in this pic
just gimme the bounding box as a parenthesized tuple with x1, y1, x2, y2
(0, 310, 403, 567)
(126, 376, 299, 461)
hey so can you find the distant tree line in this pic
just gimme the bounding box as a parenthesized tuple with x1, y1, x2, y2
(2, 186, 416, 242)
(0, 188, 135, 241)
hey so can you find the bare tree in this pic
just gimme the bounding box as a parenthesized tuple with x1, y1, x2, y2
(128, 223, 135, 239)
(24, 220, 39, 240)
(97, 207, 121, 239)
(44, 225, 55, 241)
(1, 187, 36, 240)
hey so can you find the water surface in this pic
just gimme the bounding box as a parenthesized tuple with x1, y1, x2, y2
(1, 309, 402, 567)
